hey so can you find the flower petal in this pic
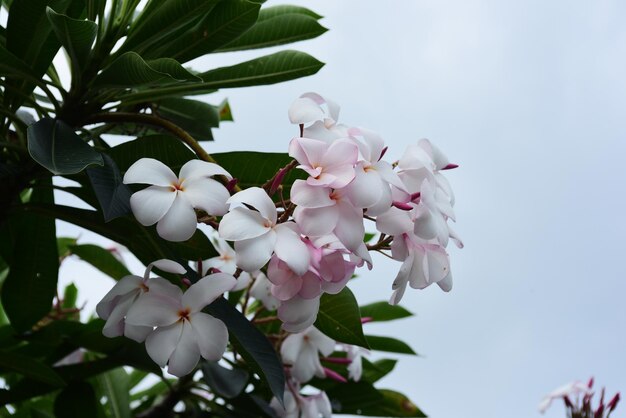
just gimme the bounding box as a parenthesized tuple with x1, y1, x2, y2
(182, 178, 230, 216)
(96, 275, 142, 319)
(167, 322, 201, 376)
(333, 202, 365, 252)
(281, 333, 304, 364)
(156, 194, 198, 242)
(124, 323, 153, 343)
(293, 206, 339, 237)
(179, 159, 232, 181)
(288, 97, 325, 124)
(125, 292, 180, 327)
(289, 137, 328, 168)
(130, 186, 176, 226)
(290, 180, 334, 208)
(145, 322, 182, 367)
(308, 327, 335, 356)
(234, 231, 276, 272)
(190, 312, 228, 361)
(123, 158, 177, 186)
(274, 224, 310, 276)
(182, 273, 236, 312)
(343, 164, 383, 208)
(102, 293, 135, 338)
(148, 259, 187, 276)
(227, 187, 276, 224)
(376, 207, 413, 236)
(219, 207, 271, 241)
(278, 296, 320, 333)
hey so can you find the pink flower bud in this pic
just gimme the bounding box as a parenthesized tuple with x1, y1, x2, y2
(392, 201, 413, 211)
(442, 163, 459, 170)
(563, 396, 573, 408)
(181, 278, 192, 287)
(322, 357, 352, 365)
(226, 178, 239, 193)
(323, 367, 347, 383)
(360, 316, 373, 324)
(607, 393, 620, 412)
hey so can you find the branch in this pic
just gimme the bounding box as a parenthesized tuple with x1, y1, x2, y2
(137, 374, 194, 418)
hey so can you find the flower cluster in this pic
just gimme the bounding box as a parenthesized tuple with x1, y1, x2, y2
(97, 92, 462, 383)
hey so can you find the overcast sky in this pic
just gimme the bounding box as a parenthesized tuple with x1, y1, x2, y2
(51, 1, 626, 417)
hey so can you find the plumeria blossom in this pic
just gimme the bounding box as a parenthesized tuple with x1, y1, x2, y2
(219, 187, 310, 274)
(289, 137, 358, 189)
(281, 326, 335, 383)
(96, 259, 186, 342)
(250, 272, 279, 311)
(125, 272, 236, 376)
(291, 181, 365, 252)
(538, 380, 593, 413)
(124, 158, 232, 242)
(345, 345, 368, 382)
(289, 92, 349, 143)
(202, 235, 251, 291)
(278, 295, 321, 333)
(271, 386, 332, 418)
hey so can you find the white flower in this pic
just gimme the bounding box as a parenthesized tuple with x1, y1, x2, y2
(202, 235, 251, 291)
(538, 381, 592, 413)
(281, 326, 335, 383)
(271, 386, 332, 418)
(124, 158, 232, 242)
(345, 345, 368, 382)
(278, 295, 321, 333)
(250, 272, 279, 311)
(125, 273, 236, 376)
(96, 259, 186, 342)
(218, 187, 310, 274)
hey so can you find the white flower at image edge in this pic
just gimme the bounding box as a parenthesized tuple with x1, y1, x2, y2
(123, 158, 232, 242)
(538, 381, 592, 413)
(125, 273, 236, 376)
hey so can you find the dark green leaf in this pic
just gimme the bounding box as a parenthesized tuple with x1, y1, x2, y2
(257, 5, 322, 21)
(86, 154, 132, 221)
(0, 42, 38, 78)
(212, 151, 304, 193)
(122, 0, 220, 54)
(57, 236, 77, 258)
(363, 389, 427, 417)
(218, 12, 327, 52)
(108, 134, 195, 174)
(155, 98, 219, 141)
(326, 381, 383, 415)
(152, 0, 260, 63)
(365, 335, 417, 355)
(61, 283, 78, 309)
(0, 350, 65, 387)
(46, 7, 97, 71)
(28, 118, 104, 175)
(68, 244, 131, 280)
(361, 358, 397, 384)
(199, 50, 324, 88)
(315, 287, 369, 348)
(0, 181, 58, 332)
(201, 361, 249, 399)
(53, 382, 98, 418)
(205, 298, 284, 403)
(94, 368, 131, 418)
(94, 52, 201, 88)
(359, 301, 413, 322)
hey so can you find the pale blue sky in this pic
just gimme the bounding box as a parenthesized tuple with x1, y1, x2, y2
(51, 1, 626, 417)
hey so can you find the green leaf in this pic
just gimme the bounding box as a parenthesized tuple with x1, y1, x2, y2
(315, 287, 369, 348)
(361, 358, 397, 384)
(0, 42, 39, 78)
(108, 134, 195, 174)
(0, 350, 65, 387)
(155, 98, 219, 141)
(94, 368, 131, 418)
(218, 11, 327, 52)
(122, 0, 220, 54)
(151, 0, 260, 63)
(365, 335, 417, 355)
(0, 181, 58, 332)
(68, 244, 131, 280)
(326, 381, 384, 415)
(53, 382, 98, 418)
(201, 362, 249, 399)
(363, 389, 427, 417)
(256, 5, 322, 21)
(61, 283, 78, 309)
(199, 50, 324, 88)
(359, 301, 413, 322)
(46, 7, 97, 71)
(94, 52, 201, 88)
(205, 298, 284, 403)
(217, 99, 234, 122)
(212, 151, 304, 192)
(86, 154, 132, 222)
(57, 236, 77, 258)
(28, 118, 104, 175)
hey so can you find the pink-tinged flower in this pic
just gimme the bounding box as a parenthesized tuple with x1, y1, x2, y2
(340, 127, 406, 215)
(96, 259, 186, 342)
(289, 137, 358, 188)
(538, 381, 593, 413)
(288, 92, 340, 126)
(125, 273, 236, 376)
(278, 295, 321, 333)
(291, 181, 365, 252)
(218, 187, 310, 274)
(250, 272, 279, 311)
(124, 158, 232, 242)
(270, 386, 332, 418)
(281, 326, 335, 383)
